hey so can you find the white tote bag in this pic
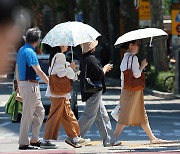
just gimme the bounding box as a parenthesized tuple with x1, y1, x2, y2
(111, 104, 120, 121)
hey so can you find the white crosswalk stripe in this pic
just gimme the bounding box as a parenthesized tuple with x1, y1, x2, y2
(0, 122, 11, 127)
(2, 129, 180, 139)
(174, 122, 180, 126)
(120, 129, 180, 137)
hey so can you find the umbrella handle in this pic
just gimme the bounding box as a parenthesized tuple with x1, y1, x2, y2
(81, 44, 84, 54)
(141, 40, 148, 60)
(71, 46, 74, 62)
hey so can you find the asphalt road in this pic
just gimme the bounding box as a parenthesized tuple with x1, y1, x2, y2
(0, 80, 180, 153)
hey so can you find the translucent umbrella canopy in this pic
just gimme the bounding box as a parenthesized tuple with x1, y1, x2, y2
(42, 21, 101, 47)
(115, 28, 168, 48)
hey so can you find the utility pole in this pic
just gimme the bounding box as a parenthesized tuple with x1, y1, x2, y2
(175, 37, 180, 94)
(171, 2, 180, 94)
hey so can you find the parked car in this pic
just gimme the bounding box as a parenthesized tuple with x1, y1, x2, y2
(37, 53, 79, 119)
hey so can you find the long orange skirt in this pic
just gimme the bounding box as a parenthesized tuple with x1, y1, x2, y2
(118, 89, 148, 126)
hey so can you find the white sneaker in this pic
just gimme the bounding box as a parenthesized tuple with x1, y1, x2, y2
(78, 137, 91, 146)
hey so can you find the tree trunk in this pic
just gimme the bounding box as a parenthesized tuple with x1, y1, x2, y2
(120, 0, 139, 32)
(78, 0, 120, 77)
(106, 0, 120, 78)
(119, 0, 139, 61)
(96, 0, 109, 43)
(63, 0, 76, 21)
(150, 0, 168, 71)
(106, 0, 114, 61)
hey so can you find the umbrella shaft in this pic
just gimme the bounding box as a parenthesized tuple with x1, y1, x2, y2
(71, 46, 74, 62)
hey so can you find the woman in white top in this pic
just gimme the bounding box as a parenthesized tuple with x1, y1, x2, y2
(114, 40, 166, 144)
(42, 46, 89, 148)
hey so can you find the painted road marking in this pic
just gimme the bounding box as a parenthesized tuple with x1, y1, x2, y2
(0, 117, 11, 120)
(174, 130, 180, 133)
(152, 130, 161, 133)
(150, 115, 180, 120)
(153, 133, 160, 136)
(124, 130, 132, 133)
(86, 134, 100, 137)
(128, 133, 136, 136)
(0, 101, 9, 107)
(0, 133, 18, 138)
(0, 122, 11, 127)
(28, 130, 180, 138)
(137, 130, 144, 133)
(3, 133, 15, 137)
(29, 131, 102, 138)
(164, 133, 180, 136)
(139, 134, 147, 136)
(174, 122, 180, 126)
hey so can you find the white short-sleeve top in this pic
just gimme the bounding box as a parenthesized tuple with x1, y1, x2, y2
(120, 52, 142, 89)
(46, 53, 75, 99)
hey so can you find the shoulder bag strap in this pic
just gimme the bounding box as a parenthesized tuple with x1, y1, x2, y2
(127, 54, 132, 69)
(131, 55, 135, 69)
(49, 57, 56, 76)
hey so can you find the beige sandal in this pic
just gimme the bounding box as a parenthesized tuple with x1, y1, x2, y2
(150, 138, 167, 144)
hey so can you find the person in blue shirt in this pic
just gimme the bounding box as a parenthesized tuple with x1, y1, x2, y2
(16, 27, 50, 150)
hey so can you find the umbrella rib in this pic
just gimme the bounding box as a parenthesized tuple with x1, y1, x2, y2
(69, 22, 76, 47)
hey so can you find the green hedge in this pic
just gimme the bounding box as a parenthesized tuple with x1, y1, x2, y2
(145, 65, 175, 92)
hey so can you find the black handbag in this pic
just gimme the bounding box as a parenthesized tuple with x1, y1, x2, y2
(83, 63, 103, 93)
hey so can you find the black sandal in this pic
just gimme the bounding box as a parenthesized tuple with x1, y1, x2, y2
(19, 145, 39, 150)
(30, 140, 41, 147)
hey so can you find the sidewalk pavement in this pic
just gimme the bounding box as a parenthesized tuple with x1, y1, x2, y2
(0, 138, 180, 153)
(1, 75, 179, 99)
(105, 78, 180, 99)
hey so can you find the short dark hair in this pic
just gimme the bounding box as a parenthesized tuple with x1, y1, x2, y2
(121, 40, 137, 50)
(49, 46, 61, 66)
(26, 27, 41, 44)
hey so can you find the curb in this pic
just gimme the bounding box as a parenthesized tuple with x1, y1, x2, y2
(1, 77, 180, 99)
(144, 88, 180, 99)
(105, 78, 180, 99)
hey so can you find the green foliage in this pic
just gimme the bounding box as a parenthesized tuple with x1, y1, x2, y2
(19, 0, 73, 12)
(19, 0, 44, 8)
(146, 65, 175, 92)
(162, 0, 171, 15)
(46, 0, 75, 12)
